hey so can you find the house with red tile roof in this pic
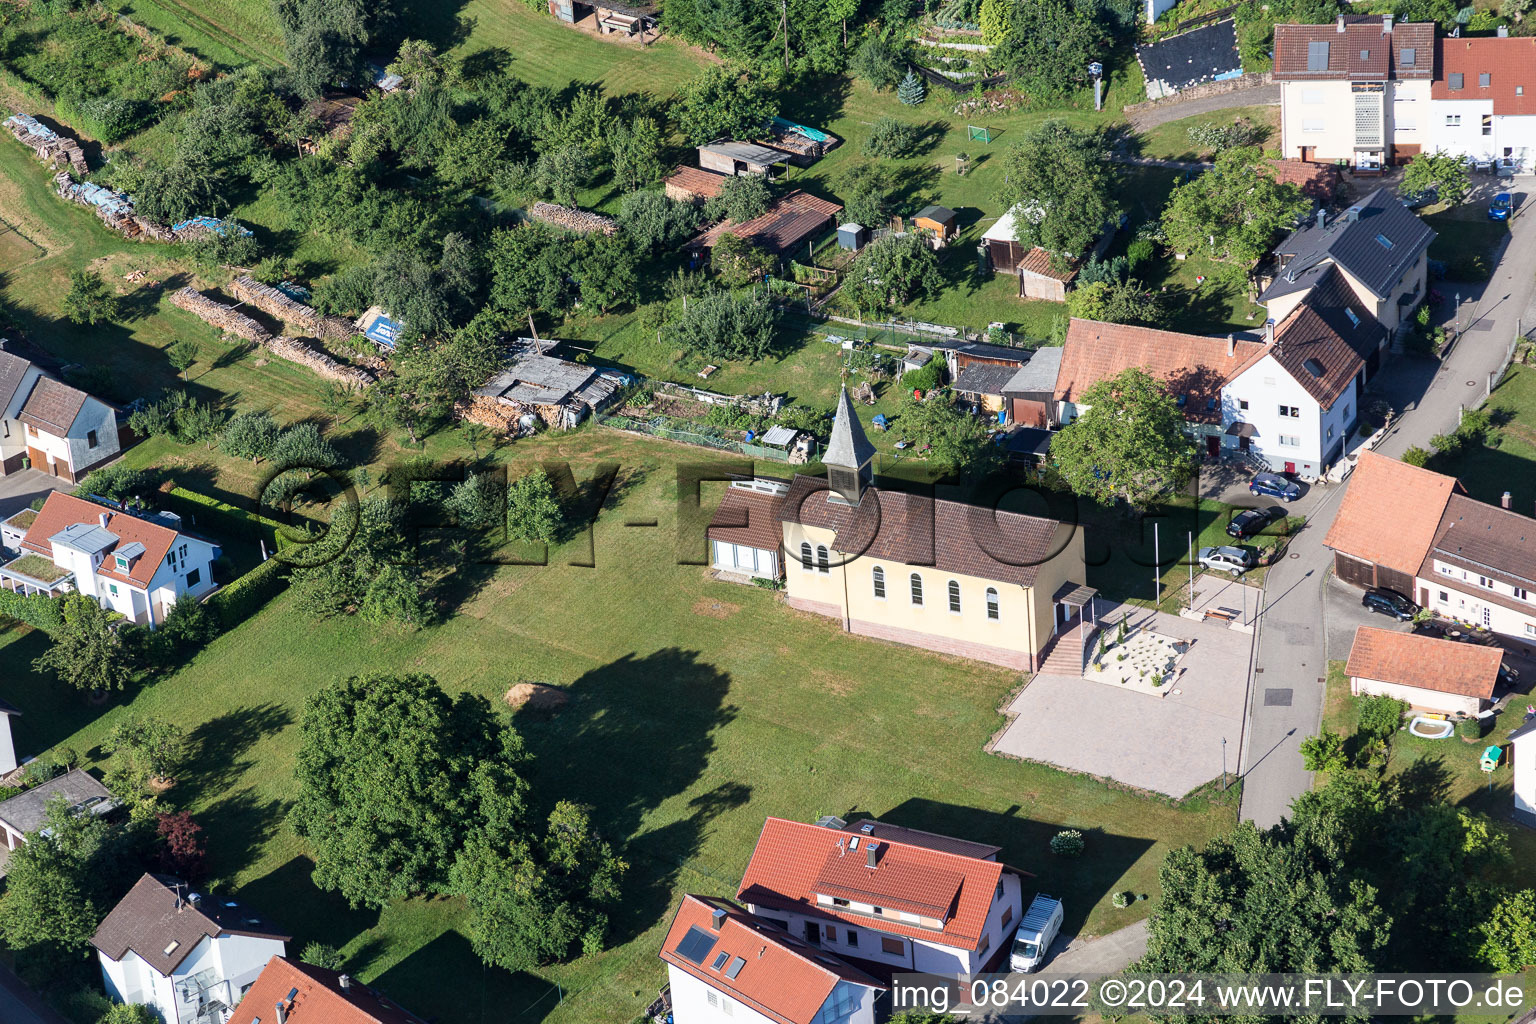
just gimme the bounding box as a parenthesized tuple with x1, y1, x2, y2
(1345, 625, 1502, 716)
(0, 491, 218, 627)
(773, 389, 1089, 671)
(1324, 450, 1462, 596)
(660, 894, 885, 1024)
(226, 956, 427, 1024)
(736, 816, 1024, 975)
(0, 345, 120, 481)
(1429, 35, 1536, 173)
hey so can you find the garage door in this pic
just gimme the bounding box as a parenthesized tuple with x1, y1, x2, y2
(1012, 399, 1048, 428)
(1333, 553, 1376, 589)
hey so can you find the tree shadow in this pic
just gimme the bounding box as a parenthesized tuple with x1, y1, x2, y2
(198, 787, 291, 884)
(777, 74, 852, 138)
(912, 119, 952, 156)
(517, 648, 739, 945)
(181, 702, 294, 801)
(373, 929, 559, 1024)
(238, 854, 381, 950)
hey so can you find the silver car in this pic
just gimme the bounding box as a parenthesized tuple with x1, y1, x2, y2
(1199, 545, 1254, 576)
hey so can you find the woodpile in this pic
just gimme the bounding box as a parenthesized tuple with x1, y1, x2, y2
(53, 173, 177, 242)
(5, 114, 88, 175)
(230, 275, 353, 340)
(457, 394, 551, 433)
(170, 287, 377, 390)
(528, 201, 617, 236)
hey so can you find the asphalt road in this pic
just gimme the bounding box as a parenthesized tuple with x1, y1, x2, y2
(0, 963, 69, 1024)
(1238, 185, 1536, 827)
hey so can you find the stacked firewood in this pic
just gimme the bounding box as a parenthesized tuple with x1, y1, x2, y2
(170, 287, 272, 343)
(5, 114, 88, 175)
(528, 201, 617, 236)
(230, 275, 353, 340)
(171, 287, 377, 389)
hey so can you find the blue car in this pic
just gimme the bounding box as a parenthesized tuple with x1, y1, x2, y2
(1490, 193, 1512, 221)
(1249, 472, 1301, 502)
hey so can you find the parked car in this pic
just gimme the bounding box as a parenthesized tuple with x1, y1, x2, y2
(1249, 473, 1301, 502)
(1400, 187, 1438, 210)
(1227, 507, 1279, 539)
(1362, 587, 1417, 621)
(1199, 545, 1255, 575)
(1010, 894, 1064, 973)
(1490, 193, 1513, 221)
(1500, 663, 1520, 687)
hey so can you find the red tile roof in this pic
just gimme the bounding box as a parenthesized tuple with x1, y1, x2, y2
(1018, 247, 1077, 283)
(1323, 450, 1461, 574)
(664, 165, 729, 200)
(21, 491, 180, 589)
(1266, 158, 1339, 203)
(693, 190, 844, 254)
(1273, 17, 1434, 80)
(708, 487, 784, 551)
(1432, 36, 1536, 116)
(659, 895, 883, 1024)
(1345, 625, 1501, 699)
(737, 817, 1006, 952)
(778, 475, 1073, 589)
(1056, 319, 1268, 423)
(227, 956, 427, 1024)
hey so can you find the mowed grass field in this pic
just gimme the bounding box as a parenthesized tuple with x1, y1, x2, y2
(0, 425, 1237, 1024)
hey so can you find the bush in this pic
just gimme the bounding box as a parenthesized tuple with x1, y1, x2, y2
(23, 757, 64, 787)
(301, 941, 345, 969)
(0, 785, 20, 802)
(1186, 117, 1266, 151)
(204, 557, 287, 630)
(1049, 829, 1085, 857)
(863, 117, 920, 158)
(1402, 446, 1432, 467)
(1126, 238, 1155, 272)
(0, 589, 65, 633)
(1111, 890, 1132, 908)
(1356, 694, 1408, 740)
(899, 355, 943, 394)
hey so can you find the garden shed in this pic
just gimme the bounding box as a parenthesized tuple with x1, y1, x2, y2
(911, 205, 959, 248)
(698, 141, 791, 177)
(1002, 347, 1064, 428)
(982, 207, 1077, 302)
(664, 166, 728, 203)
(1345, 626, 1502, 717)
(837, 223, 868, 250)
(467, 340, 622, 432)
(690, 190, 843, 256)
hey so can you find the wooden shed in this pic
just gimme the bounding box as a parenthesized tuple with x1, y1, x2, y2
(981, 207, 1078, 302)
(698, 141, 791, 178)
(664, 166, 728, 203)
(911, 205, 959, 248)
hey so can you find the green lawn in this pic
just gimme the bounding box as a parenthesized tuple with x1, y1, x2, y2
(1423, 365, 1536, 510)
(1135, 105, 1280, 163)
(1424, 200, 1511, 264)
(2, 428, 1236, 1024)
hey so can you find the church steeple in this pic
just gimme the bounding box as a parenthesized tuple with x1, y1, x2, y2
(824, 386, 875, 505)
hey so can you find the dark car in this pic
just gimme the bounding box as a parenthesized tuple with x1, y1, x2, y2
(1362, 588, 1417, 621)
(1227, 507, 1278, 539)
(1249, 473, 1301, 502)
(1400, 187, 1438, 210)
(1500, 663, 1521, 687)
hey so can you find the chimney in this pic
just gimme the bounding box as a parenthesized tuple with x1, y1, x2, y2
(1316, 208, 1327, 229)
(1346, 206, 1362, 222)
(866, 842, 879, 868)
(98, 512, 110, 529)
(1336, 14, 1346, 31)
(711, 907, 727, 931)
(1504, 491, 1513, 509)
(1227, 334, 1235, 357)
(1498, 24, 1509, 36)
(1382, 11, 1393, 32)
(1264, 318, 1276, 346)
(339, 974, 352, 994)
(275, 1003, 288, 1024)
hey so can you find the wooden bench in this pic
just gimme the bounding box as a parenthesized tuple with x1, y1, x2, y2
(1203, 607, 1238, 623)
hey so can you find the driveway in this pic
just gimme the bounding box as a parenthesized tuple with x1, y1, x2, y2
(993, 606, 1253, 798)
(1127, 83, 1280, 132)
(0, 469, 67, 523)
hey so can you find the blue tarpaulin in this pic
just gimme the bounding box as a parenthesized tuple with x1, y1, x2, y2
(358, 308, 403, 349)
(771, 116, 829, 143)
(172, 216, 253, 238)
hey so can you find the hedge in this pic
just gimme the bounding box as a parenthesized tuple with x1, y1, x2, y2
(204, 556, 287, 630)
(0, 589, 63, 634)
(165, 487, 290, 553)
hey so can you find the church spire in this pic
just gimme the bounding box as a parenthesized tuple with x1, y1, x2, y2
(824, 385, 875, 505)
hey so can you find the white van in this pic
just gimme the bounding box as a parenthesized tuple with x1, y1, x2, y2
(1009, 894, 1063, 973)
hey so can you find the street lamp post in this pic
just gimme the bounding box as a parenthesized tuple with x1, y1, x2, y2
(1090, 62, 1104, 112)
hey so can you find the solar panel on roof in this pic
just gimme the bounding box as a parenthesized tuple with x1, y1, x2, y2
(725, 956, 747, 979)
(1307, 40, 1329, 71)
(674, 926, 717, 965)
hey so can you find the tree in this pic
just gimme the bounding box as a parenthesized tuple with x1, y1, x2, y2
(898, 69, 926, 105)
(573, 233, 640, 313)
(1300, 732, 1347, 773)
(534, 144, 591, 206)
(1161, 148, 1308, 266)
(862, 116, 920, 158)
(1403, 149, 1471, 205)
(104, 716, 188, 793)
(619, 189, 702, 252)
(446, 471, 507, 532)
(1476, 890, 1536, 972)
(271, 422, 341, 473)
(287, 497, 432, 628)
(507, 468, 564, 545)
(155, 810, 206, 880)
(220, 410, 281, 462)
(273, 0, 374, 97)
(360, 562, 430, 627)
(850, 35, 905, 90)
(666, 289, 780, 362)
(97, 1006, 160, 1024)
(77, 464, 152, 506)
(995, 121, 1120, 261)
(711, 232, 775, 286)
(676, 64, 777, 146)
(301, 941, 346, 970)
(837, 163, 892, 230)
(61, 270, 122, 326)
(993, 0, 1115, 101)
(899, 391, 1003, 479)
(846, 233, 942, 310)
(1065, 279, 1166, 327)
(32, 593, 133, 691)
(288, 673, 531, 909)
(487, 222, 575, 333)
(607, 115, 665, 192)
(706, 173, 772, 224)
(387, 38, 451, 90)
(451, 800, 627, 970)
(167, 336, 200, 381)
(1050, 367, 1197, 511)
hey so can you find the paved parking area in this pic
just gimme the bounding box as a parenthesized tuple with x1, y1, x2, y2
(0, 469, 67, 523)
(992, 603, 1255, 797)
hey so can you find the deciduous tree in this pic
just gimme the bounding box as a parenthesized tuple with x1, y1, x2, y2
(507, 468, 564, 545)
(666, 289, 780, 362)
(676, 64, 777, 146)
(1050, 367, 1196, 511)
(1161, 148, 1308, 266)
(845, 233, 942, 310)
(32, 593, 133, 691)
(995, 121, 1120, 261)
(62, 270, 122, 326)
(1403, 149, 1471, 205)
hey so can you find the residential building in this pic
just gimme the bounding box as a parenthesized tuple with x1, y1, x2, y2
(1416, 492, 1536, 646)
(1507, 713, 1536, 826)
(0, 348, 120, 481)
(1273, 15, 1436, 170)
(1345, 625, 1502, 716)
(1260, 188, 1435, 334)
(1136, 20, 1243, 100)
(778, 389, 1086, 671)
(1324, 449, 1461, 597)
(92, 873, 289, 1024)
(0, 491, 219, 627)
(226, 955, 427, 1024)
(0, 696, 17, 776)
(0, 769, 116, 863)
(660, 894, 885, 1024)
(1429, 36, 1536, 174)
(736, 816, 1024, 975)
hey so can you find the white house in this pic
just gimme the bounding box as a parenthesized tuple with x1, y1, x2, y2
(1273, 15, 1436, 171)
(0, 697, 17, 777)
(1429, 36, 1536, 174)
(0, 348, 120, 482)
(0, 769, 116, 862)
(0, 491, 218, 627)
(736, 816, 1024, 976)
(1414, 492, 1536, 647)
(1508, 714, 1536, 827)
(661, 894, 885, 1024)
(1345, 625, 1502, 717)
(92, 873, 289, 1024)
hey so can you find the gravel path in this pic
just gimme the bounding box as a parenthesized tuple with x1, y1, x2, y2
(1127, 83, 1281, 131)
